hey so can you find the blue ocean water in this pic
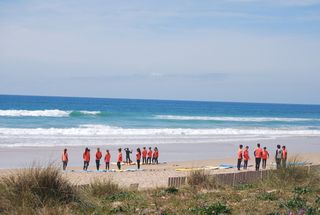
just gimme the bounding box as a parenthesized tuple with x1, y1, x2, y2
(0, 95, 320, 147)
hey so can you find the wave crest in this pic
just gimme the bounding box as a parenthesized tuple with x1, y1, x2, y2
(0, 109, 103, 117)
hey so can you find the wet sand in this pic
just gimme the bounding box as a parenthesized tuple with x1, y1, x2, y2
(1, 136, 320, 169)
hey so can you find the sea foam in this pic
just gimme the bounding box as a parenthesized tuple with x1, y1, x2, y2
(0, 125, 320, 137)
(0, 109, 102, 117)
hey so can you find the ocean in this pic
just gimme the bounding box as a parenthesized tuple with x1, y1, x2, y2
(1, 95, 320, 148)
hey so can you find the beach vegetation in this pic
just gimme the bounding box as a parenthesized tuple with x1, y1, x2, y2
(187, 170, 217, 189)
(165, 186, 179, 194)
(0, 162, 319, 214)
(189, 202, 231, 215)
(88, 179, 120, 198)
(256, 191, 279, 201)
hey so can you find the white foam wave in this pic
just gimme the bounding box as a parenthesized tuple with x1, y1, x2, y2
(0, 125, 320, 137)
(154, 115, 319, 122)
(0, 109, 101, 117)
(0, 109, 69, 117)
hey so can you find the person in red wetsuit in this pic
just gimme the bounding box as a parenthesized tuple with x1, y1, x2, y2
(142, 147, 147, 165)
(262, 147, 270, 169)
(104, 149, 111, 170)
(83, 147, 90, 171)
(117, 148, 122, 170)
(153, 147, 159, 164)
(136, 148, 141, 169)
(95, 148, 102, 171)
(243, 146, 250, 170)
(62, 148, 68, 171)
(282, 145, 288, 168)
(147, 147, 153, 165)
(254, 143, 263, 171)
(237, 145, 243, 170)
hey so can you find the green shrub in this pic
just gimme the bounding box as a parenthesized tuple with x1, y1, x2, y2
(190, 202, 231, 215)
(293, 186, 312, 195)
(282, 196, 306, 210)
(257, 192, 279, 201)
(106, 191, 136, 202)
(165, 187, 179, 194)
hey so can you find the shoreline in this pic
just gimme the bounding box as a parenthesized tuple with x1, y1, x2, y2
(0, 136, 320, 169)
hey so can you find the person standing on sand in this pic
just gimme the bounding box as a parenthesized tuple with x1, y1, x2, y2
(147, 147, 153, 164)
(282, 145, 288, 168)
(142, 147, 147, 165)
(254, 143, 263, 171)
(136, 148, 141, 169)
(237, 145, 243, 170)
(153, 147, 159, 164)
(243, 146, 250, 170)
(275, 145, 282, 169)
(83, 148, 90, 171)
(124, 148, 132, 164)
(105, 149, 111, 170)
(117, 148, 123, 170)
(95, 148, 102, 170)
(62, 148, 68, 170)
(261, 147, 269, 169)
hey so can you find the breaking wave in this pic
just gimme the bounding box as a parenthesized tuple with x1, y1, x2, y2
(0, 109, 104, 117)
(0, 124, 320, 136)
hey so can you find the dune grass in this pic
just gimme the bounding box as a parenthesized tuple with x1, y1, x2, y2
(0, 161, 319, 214)
(0, 166, 83, 214)
(187, 170, 218, 190)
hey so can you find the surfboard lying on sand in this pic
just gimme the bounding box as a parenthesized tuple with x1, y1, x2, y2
(175, 166, 219, 172)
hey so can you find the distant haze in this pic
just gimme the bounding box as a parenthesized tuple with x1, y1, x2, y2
(1, 0, 320, 104)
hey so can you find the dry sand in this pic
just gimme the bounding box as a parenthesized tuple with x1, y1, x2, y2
(0, 152, 319, 190)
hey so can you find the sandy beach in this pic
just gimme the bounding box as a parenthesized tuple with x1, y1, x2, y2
(1, 136, 320, 189)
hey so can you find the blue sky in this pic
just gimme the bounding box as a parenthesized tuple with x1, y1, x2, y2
(1, 0, 320, 104)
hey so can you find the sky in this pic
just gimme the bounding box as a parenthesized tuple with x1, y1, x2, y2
(1, 0, 320, 104)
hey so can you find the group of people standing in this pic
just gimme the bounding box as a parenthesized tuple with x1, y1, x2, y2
(61, 146, 160, 171)
(237, 143, 288, 171)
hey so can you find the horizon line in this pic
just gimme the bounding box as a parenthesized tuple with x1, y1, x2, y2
(0, 93, 319, 106)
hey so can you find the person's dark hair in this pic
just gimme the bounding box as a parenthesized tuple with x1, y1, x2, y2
(282, 145, 286, 149)
(263, 147, 266, 149)
(277, 144, 281, 149)
(143, 147, 146, 149)
(246, 146, 249, 149)
(64, 148, 67, 152)
(137, 148, 141, 154)
(118, 148, 122, 152)
(257, 143, 260, 147)
(149, 147, 151, 150)
(239, 144, 243, 149)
